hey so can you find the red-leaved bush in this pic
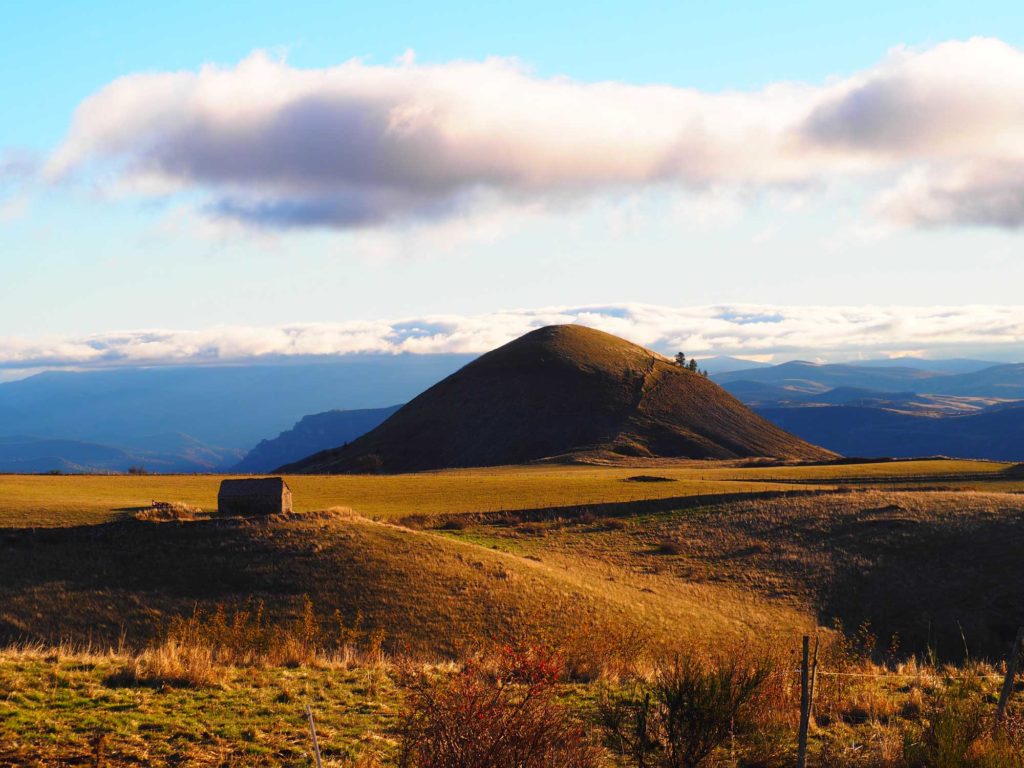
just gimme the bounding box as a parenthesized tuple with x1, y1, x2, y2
(397, 644, 601, 768)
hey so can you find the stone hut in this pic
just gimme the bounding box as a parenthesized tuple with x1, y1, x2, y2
(217, 477, 293, 516)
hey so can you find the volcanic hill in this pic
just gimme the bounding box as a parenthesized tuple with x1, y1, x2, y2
(283, 325, 834, 473)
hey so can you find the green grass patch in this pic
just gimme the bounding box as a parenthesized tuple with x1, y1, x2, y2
(0, 652, 400, 766)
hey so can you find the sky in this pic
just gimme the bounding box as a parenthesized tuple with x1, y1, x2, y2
(4, 0, 1024, 374)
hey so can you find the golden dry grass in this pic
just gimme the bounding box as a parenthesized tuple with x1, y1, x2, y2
(0, 645, 402, 766)
(0, 457, 1013, 528)
(4, 460, 1024, 766)
(0, 508, 812, 662)
(3, 642, 1022, 767)
(0, 467, 798, 527)
(438, 487, 1024, 659)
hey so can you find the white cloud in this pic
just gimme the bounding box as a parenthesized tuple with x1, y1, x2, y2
(0, 148, 39, 221)
(45, 38, 1024, 231)
(875, 161, 1024, 228)
(4, 304, 1024, 371)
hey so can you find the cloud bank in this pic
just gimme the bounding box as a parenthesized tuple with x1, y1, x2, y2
(47, 38, 1024, 230)
(5, 304, 1024, 371)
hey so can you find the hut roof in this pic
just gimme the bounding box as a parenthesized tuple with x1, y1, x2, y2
(218, 477, 290, 496)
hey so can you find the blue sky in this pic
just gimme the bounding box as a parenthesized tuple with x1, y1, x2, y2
(6, 0, 1024, 147)
(3, 1, 1024, 368)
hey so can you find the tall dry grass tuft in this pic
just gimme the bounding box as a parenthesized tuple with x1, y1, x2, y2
(132, 501, 206, 522)
(599, 648, 774, 768)
(484, 611, 656, 684)
(159, 596, 386, 668)
(902, 677, 1006, 768)
(110, 597, 387, 687)
(121, 638, 225, 688)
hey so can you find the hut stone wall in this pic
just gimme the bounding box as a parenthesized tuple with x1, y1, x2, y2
(217, 477, 293, 516)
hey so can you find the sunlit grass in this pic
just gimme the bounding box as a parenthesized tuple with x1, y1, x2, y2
(0, 647, 399, 766)
(0, 468, 799, 527)
(0, 458, 1012, 527)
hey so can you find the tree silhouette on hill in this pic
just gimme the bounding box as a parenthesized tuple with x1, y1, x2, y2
(675, 352, 709, 377)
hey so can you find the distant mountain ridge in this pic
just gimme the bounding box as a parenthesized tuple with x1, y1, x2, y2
(716, 358, 1024, 461)
(716, 360, 1024, 398)
(4, 348, 1023, 473)
(716, 361, 945, 393)
(758, 403, 1024, 461)
(695, 356, 772, 375)
(0, 356, 472, 472)
(846, 358, 999, 374)
(284, 325, 833, 473)
(0, 433, 242, 473)
(233, 406, 401, 473)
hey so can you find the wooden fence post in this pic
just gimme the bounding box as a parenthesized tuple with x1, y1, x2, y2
(797, 635, 810, 768)
(996, 627, 1024, 723)
(306, 703, 323, 768)
(808, 635, 820, 723)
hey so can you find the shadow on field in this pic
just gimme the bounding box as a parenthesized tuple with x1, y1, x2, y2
(447, 489, 1024, 660)
(0, 512, 639, 657)
(3, 489, 1024, 661)
(816, 508, 1024, 659)
(0, 517, 318, 645)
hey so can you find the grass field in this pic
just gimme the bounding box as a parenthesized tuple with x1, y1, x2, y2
(0, 647, 402, 766)
(5, 458, 1024, 766)
(2, 644, 1020, 767)
(0, 468, 798, 527)
(0, 458, 1015, 528)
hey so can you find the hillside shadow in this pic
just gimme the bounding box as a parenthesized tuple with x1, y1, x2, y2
(814, 512, 1024, 660)
(0, 518, 304, 595)
(0, 518, 326, 645)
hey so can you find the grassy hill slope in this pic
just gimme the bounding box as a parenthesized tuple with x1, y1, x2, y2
(285, 325, 833, 472)
(0, 510, 808, 658)
(4, 476, 1024, 659)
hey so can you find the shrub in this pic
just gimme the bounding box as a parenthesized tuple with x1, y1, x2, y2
(519, 521, 548, 536)
(133, 501, 204, 522)
(657, 538, 685, 555)
(600, 652, 772, 768)
(903, 679, 992, 768)
(557, 621, 652, 683)
(396, 644, 601, 768)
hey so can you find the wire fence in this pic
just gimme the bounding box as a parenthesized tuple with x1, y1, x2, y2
(794, 629, 1024, 767)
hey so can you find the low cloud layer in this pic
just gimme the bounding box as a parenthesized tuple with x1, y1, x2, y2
(46, 38, 1024, 230)
(5, 304, 1024, 372)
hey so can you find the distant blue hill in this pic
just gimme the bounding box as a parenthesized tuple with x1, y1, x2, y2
(716, 360, 1024, 398)
(715, 360, 945, 392)
(5, 352, 1024, 471)
(233, 405, 401, 473)
(846, 358, 999, 374)
(695, 355, 772, 375)
(757, 403, 1024, 462)
(0, 434, 241, 473)
(712, 358, 1024, 462)
(0, 355, 474, 472)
